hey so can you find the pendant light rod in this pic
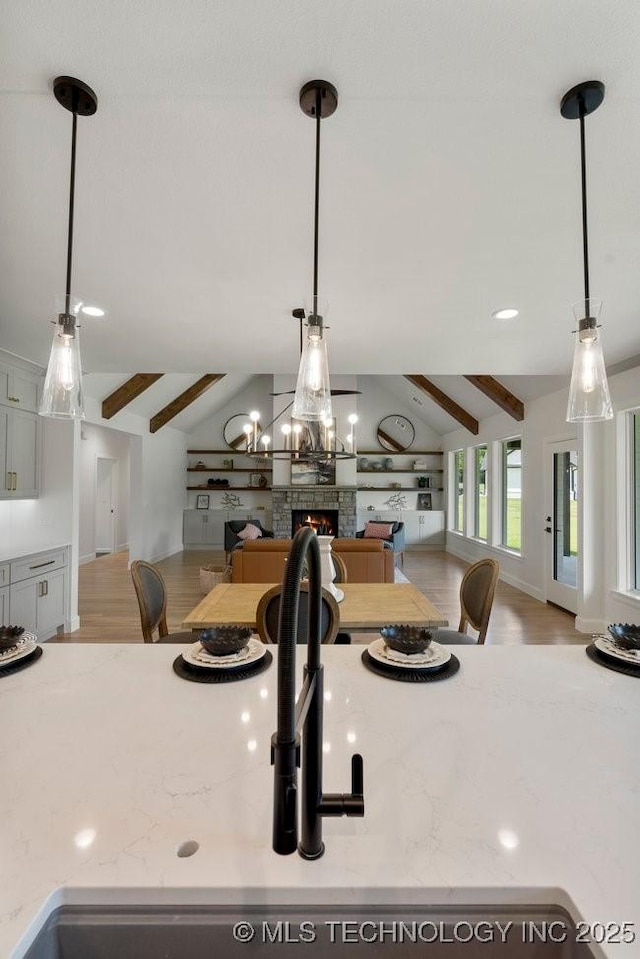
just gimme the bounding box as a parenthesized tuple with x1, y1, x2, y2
(313, 87, 321, 313)
(299, 80, 338, 321)
(66, 108, 78, 312)
(53, 77, 98, 315)
(560, 80, 604, 320)
(579, 104, 590, 308)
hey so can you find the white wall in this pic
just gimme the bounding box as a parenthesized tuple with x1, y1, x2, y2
(355, 376, 443, 452)
(79, 423, 131, 563)
(604, 366, 640, 627)
(187, 374, 276, 509)
(82, 396, 187, 564)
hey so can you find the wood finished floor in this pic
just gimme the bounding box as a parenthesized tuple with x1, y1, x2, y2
(53, 548, 582, 645)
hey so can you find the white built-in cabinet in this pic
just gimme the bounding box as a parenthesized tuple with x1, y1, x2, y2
(0, 361, 41, 499)
(3, 548, 68, 640)
(183, 509, 273, 548)
(357, 509, 445, 547)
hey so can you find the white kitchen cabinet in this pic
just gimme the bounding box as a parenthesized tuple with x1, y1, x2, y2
(0, 407, 40, 499)
(0, 363, 40, 414)
(6, 548, 68, 640)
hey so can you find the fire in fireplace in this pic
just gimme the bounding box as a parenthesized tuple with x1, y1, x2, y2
(291, 509, 339, 537)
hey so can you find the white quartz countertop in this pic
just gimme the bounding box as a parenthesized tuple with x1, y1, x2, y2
(1, 643, 638, 957)
(0, 543, 69, 565)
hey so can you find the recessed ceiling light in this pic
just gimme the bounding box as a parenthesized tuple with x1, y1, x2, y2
(492, 308, 519, 320)
(82, 305, 105, 317)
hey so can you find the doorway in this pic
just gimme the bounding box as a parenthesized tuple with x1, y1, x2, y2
(545, 441, 579, 614)
(95, 457, 117, 555)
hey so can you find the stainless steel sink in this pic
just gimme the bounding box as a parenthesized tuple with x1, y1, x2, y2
(23, 903, 596, 957)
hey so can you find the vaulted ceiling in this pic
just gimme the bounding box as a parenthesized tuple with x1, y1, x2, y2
(82, 372, 569, 437)
(2, 1, 640, 376)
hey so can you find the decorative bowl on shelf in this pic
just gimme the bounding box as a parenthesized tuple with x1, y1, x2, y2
(607, 623, 640, 651)
(380, 625, 433, 655)
(199, 626, 253, 656)
(0, 625, 25, 652)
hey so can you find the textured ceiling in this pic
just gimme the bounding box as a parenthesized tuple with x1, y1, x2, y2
(1, 0, 640, 376)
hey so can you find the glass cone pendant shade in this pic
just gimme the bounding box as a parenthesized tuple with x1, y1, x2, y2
(39, 299, 84, 419)
(292, 317, 332, 422)
(566, 299, 612, 422)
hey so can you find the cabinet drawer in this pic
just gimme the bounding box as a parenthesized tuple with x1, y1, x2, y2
(0, 564, 9, 587)
(11, 549, 67, 584)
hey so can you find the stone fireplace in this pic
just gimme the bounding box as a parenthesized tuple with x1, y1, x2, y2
(272, 487, 357, 539)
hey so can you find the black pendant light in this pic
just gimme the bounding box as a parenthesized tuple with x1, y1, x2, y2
(561, 80, 613, 423)
(292, 80, 338, 424)
(39, 77, 98, 419)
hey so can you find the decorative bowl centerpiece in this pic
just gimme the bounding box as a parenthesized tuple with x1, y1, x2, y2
(199, 626, 253, 656)
(607, 623, 640, 651)
(380, 625, 433, 655)
(0, 625, 25, 653)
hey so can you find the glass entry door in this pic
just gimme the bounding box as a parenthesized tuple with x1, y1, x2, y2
(545, 442, 578, 613)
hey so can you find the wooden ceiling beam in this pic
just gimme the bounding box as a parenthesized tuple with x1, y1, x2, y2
(464, 375, 525, 421)
(101, 374, 164, 419)
(149, 374, 225, 433)
(405, 374, 479, 435)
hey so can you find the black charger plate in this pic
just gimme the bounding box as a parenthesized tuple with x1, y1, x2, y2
(0, 645, 43, 678)
(173, 649, 272, 683)
(586, 643, 640, 678)
(361, 648, 460, 682)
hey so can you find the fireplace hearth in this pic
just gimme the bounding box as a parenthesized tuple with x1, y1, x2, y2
(292, 509, 339, 537)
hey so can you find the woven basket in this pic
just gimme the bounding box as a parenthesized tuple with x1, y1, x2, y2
(199, 564, 231, 594)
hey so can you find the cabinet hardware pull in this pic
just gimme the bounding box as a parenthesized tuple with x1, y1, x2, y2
(44, 580, 48, 596)
(12, 472, 17, 491)
(30, 560, 55, 570)
(7, 396, 20, 402)
(38, 582, 43, 597)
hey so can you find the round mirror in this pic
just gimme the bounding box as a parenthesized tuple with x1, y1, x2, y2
(223, 413, 261, 450)
(377, 414, 415, 452)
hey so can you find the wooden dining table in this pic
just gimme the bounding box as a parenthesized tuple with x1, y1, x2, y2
(183, 582, 448, 633)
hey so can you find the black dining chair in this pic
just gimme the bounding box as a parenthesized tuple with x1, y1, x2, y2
(131, 560, 195, 644)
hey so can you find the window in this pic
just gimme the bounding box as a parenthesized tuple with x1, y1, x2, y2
(473, 445, 488, 540)
(633, 413, 640, 589)
(453, 450, 464, 532)
(501, 438, 522, 551)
